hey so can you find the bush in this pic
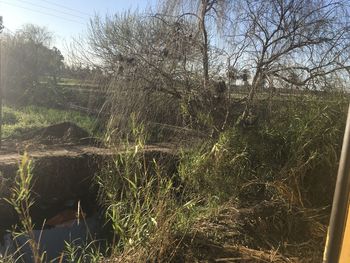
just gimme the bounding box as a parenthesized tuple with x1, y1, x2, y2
(2, 108, 19, 125)
(179, 97, 347, 207)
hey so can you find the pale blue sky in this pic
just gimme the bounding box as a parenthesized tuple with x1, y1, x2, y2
(0, 0, 156, 54)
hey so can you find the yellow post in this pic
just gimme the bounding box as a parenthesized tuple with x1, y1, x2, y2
(339, 204, 350, 262)
(324, 105, 350, 262)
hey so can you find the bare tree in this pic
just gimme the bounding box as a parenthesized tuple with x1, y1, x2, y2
(228, 0, 350, 119)
(18, 24, 52, 47)
(78, 11, 203, 98)
(160, 0, 231, 90)
(70, 11, 207, 136)
(71, 0, 350, 135)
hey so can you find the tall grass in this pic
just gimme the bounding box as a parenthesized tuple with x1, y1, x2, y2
(177, 97, 348, 260)
(180, 98, 346, 204)
(62, 240, 104, 263)
(3, 154, 105, 263)
(5, 153, 45, 263)
(96, 119, 184, 261)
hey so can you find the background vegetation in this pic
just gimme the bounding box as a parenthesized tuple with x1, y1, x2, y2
(2, 105, 96, 138)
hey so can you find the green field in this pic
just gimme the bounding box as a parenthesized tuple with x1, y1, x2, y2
(2, 105, 96, 138)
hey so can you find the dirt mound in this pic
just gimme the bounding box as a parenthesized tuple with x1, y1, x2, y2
(23, 122, 91, 144)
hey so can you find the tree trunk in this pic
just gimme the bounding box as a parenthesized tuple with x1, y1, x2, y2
(240, 69, 261, 123)
(0, 38, 2, 148)
(199, 0, 210, 90)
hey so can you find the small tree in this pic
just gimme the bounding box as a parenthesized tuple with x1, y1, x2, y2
(47, 47, 64, 84)
(71, 11, 206, 136)
(160, 0, 231, 91)
(2, 24, 64, 105)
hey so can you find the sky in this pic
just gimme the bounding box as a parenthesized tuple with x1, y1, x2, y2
(0, 0, 157, 55)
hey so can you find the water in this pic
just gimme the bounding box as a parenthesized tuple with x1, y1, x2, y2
(0, 215, 102, 263)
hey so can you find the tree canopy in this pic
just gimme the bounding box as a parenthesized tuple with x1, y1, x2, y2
(1, 24, 64, 105)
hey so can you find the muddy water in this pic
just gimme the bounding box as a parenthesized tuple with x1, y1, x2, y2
(0, 214, 103, 262)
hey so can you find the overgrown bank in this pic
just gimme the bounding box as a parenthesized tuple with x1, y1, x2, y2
(1, 96, 348, 262)
(97, 96, 348, 262)
(173, 97, 347, 262)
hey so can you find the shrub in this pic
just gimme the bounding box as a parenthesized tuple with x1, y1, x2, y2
(2, 108, 19, 125)
(179, 97, 347, 207)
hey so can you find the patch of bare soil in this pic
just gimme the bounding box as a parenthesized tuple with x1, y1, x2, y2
(173, 200, 326, 262)
(20, 121, 92, 145)
(0, 122, 102, 159)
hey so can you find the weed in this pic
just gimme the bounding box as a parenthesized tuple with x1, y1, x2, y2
(96, 118, 183, 261)
(175, 97, 348, 261)
(5, 153, 45, 263)
(179, 98, 347, 205)
(62, 240, 104, 263)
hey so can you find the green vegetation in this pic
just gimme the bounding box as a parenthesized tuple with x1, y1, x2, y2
(2, 96, 348, 262)
(74, 96, 347, 261)
(1, 0, 350, 261)
(96, 124, 180, 261)
(2, 105, 96, 138)
(174, 98, 347, 261)
(57, 78, 98, 88)
(181, 98, 346, 203)
(87, 97, 347, 261)
(4, 153, 45, 263)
